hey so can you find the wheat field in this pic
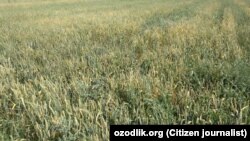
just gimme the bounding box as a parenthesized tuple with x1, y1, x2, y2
(0, 0, 250, 140)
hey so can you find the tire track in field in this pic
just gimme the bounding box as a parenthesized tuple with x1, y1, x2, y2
(135, 0, 218, 50)
(166, 0, 221, 44)
(204, 0, 245, 61)
(132, 0, 221, 51)
(220, 7, 243, 60)
(140, 0, 206, 30)
(221, 0, 250, 95)
(232, 0, 250, 57)
(146, 0, 219, 40)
